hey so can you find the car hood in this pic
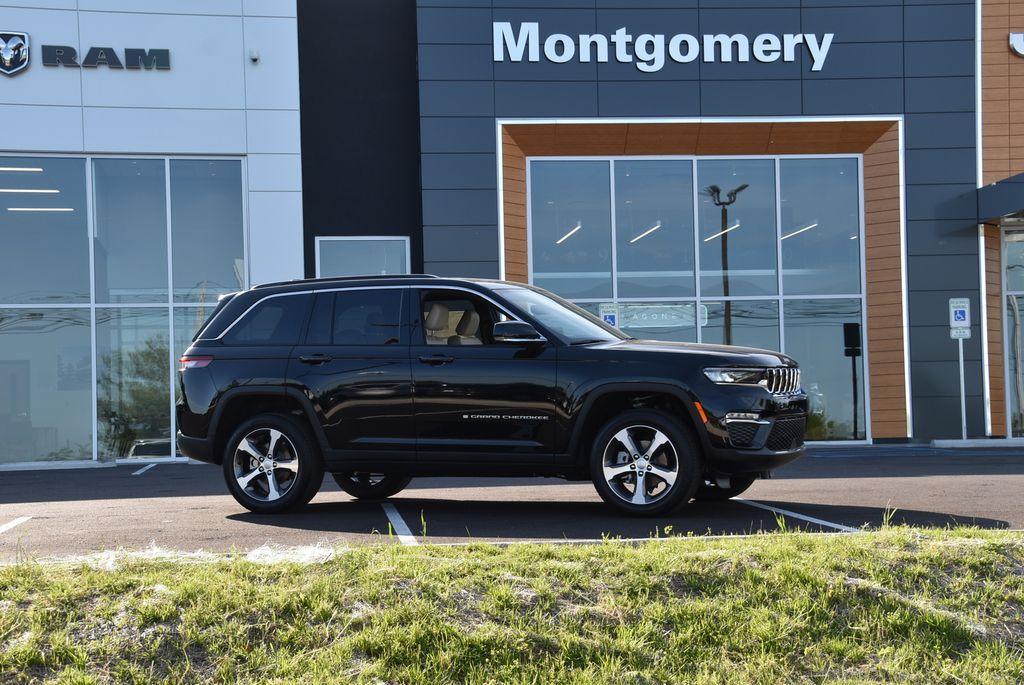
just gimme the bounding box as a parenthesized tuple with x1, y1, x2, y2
(585, 338, 797, 367)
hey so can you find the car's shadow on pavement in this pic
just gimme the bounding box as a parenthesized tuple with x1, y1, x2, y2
(226, 497, 1011, 541)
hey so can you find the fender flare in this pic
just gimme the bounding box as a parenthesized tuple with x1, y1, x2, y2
(209, 386, 330, 460)
(565, 379, 709, 464)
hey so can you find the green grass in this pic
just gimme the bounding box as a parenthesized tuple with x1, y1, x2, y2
(1, 529, 1023, 684)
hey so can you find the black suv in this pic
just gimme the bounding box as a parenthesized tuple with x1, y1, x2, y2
(177, 276, 807, 516)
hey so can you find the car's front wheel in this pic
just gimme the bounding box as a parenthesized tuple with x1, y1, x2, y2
(223, 413, 324, 514)
(332, 473, 411, 500)
(590, 409, 701, 516)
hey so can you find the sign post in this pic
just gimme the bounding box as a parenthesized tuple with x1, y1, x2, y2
(949, 298, 971, 440)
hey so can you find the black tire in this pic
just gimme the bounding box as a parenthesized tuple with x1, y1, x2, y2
(332, 473, 412, 500)
(222, 413, 324, 514)
(693, 474, 757, 502)
(590, 409, 701, 517)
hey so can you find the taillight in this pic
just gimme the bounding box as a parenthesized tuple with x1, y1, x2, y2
(179, 355, 213, 371)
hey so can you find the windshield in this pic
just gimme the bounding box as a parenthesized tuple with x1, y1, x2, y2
(498, 287, 626, 344)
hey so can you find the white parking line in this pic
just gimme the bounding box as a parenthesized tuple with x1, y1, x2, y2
(381, 503, 419, 546)
(0, 516, 31, 535)
(735, 498, 860, 533)
(131, 463, 157, 476)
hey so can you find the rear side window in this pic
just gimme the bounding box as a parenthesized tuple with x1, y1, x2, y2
(334, 289, 404, 345)
(304, 288, 405, 346)
(224, 295, 308, 345)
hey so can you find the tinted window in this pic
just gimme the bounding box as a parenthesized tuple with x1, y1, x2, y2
(333, 289, 403, 345)
(225, 295, 308, 345)
(306, 293, 333, 345)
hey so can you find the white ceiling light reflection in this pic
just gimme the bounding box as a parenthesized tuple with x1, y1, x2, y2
(629, 221, 662, 244)
(781, 222, 819, 240)
(703, 221, 740, 242)
(555, 221, 582, 245)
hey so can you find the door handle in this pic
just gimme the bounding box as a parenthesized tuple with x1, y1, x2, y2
(299, 354, 332, 365)
(418, 354, 455, 365)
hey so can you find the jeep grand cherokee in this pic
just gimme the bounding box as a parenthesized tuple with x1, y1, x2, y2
(176, 275, 807, 516)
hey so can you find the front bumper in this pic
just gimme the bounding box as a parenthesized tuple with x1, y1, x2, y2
(697, 384, 809, 476)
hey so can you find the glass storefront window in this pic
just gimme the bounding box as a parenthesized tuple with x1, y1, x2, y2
(0, 309, 92, 463)
(171, 160, 245, 304)
(93, 159, 169, 304)
(317, 237, 410, 277)
(780, 158, 861, 295)
(614, 161, 695, 298)
(0, 155, 246, 466)
(701, 300, 780, 350)
(0, 158, 89, 304)
(783, 299, 866, 440)
(529, 161, 613, 299)
(1005, 231, 1024, 293)
(697, 159, 778, 297)
(96, 308, 171, 460)
(1007, 295, 1024, 437)
(528, 155, 865, 440)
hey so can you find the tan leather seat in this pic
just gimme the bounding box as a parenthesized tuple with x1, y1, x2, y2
(447, 310, 482, 345)
(424, 302, 450, 345)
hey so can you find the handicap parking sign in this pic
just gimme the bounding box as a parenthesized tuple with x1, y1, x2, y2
(949, 298, 970, 329)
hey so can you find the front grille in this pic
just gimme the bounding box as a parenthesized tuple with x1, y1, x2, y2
(726, 421, 760, 448)
(765, 367, 801, 395)
(766, 417, 806, 451)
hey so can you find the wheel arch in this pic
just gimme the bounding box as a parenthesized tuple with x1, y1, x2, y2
(567, 380, 709, 467)
(209, 387, 327, 465)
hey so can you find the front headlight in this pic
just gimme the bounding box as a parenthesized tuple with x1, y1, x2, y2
(703, 367, 767, 385)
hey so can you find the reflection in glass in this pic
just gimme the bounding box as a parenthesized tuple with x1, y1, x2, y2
(0, 309, 92, 463)
(1005, 231, 1024, 293)
(780, 158, 861, 295)
(96, 308, 170, 460)
(618, 302, 697, 342)
(530, 161, 612, 299)
(0, 158, 89, 304)
(319, 238, 409, 278)
(171, 160, 245, 303)
(701, 300, 779, 350)
(783, 299, 865, 440)
(615, 161, 695, 298)
(1007, 296, 1024, 437)
(697, 160, 778, 297)
(93, 159, 168, 303)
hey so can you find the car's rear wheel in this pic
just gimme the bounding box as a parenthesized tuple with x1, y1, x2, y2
(222, 413, 323, 514)
(693, 474, 757, 501)
(590, 409, 701, 517)
(332, 473, 411, 500)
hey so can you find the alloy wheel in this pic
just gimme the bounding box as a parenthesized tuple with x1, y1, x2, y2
(601, 424, 679, 506)
(232, 428, 300, 502)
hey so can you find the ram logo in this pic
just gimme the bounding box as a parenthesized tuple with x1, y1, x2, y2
(0, 32, 29, 76)
(1012, 33, 1024, 58)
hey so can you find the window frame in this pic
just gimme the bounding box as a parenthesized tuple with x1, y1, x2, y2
(314, 236, 411, 278)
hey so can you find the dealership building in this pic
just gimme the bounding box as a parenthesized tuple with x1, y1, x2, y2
(3, 0, 1024, 469)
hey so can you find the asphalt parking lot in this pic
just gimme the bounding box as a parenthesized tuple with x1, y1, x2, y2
(1, 446, 1023, 561)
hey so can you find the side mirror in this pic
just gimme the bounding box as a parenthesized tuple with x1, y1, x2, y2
(493, 320, 546, 344)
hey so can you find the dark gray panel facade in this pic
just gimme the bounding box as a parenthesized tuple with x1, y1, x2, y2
(414, 0, 984, 441)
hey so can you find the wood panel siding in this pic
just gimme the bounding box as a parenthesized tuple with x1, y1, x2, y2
(986, 225, 1007, 435)
(500, 120, 908, 439)
(861, 124, 908, 440)
(983, 0, 1024, 184)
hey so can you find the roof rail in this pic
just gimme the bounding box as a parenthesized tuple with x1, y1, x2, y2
(252, 274, 440, 289)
